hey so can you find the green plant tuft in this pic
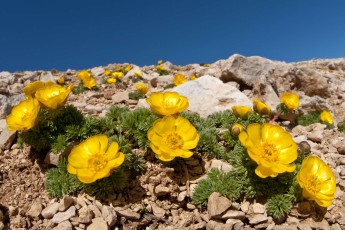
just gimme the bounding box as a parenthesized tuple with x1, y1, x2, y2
(297, 111, 321, 126)
(267, 194, 293, 220)
(128, 91, 146, 100)
(83, 169, 127, 200)
(45, 158, 83, 199)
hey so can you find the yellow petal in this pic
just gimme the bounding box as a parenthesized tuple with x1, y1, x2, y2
(106, 152, 125, 169)
(246, 123, 262, 146)
(255, 165, 278, 178)
(105, 141, 119, 159)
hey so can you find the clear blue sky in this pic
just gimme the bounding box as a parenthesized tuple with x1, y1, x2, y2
(1, 0, 344, 72)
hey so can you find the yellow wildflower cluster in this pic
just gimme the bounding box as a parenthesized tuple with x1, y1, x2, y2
(135, 83, 149, 95)
(146, 92, 199, 161)
(6, 81, 73, 131)
(173, 74, 187, 86)
(77, 70, 96, 89)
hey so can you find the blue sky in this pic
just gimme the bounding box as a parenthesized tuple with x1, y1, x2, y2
(1, 0, 344, 72)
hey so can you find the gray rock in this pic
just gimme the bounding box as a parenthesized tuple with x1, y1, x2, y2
(26, 200, 43, 218)
(52, 220, 73, 230)
(52, 206, 76, 224)
(173, 75, 252, 118)
(249, 214, 268, 225)
(207, 159, 233, 173)
(86, 217, 108, 230)
(115, 208, 140, 220)
(112, 91, 129, 104)
(207, 192, 232, 218)
(102, 205, 117, 228)
(252, 203, 266, 214)
(151, 203, 165, 218)
(0, 127, 16, 150)
(41, 202, 60, 219)
(44, 152, 61, 166)
(90, 67, 105, 76)
(78, 205, 94, 224)
(221, 210, 245, 220)
(39, 71, 55, 82)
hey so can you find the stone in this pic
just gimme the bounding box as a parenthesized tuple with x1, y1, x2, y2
(172, 75, 252, 117)
(240, 201, 250, 213)
(154, 185, 170, 197)
(151, 203, 165, 218)
(207, 159, 233, 173)
(44, 151, 61, 166)
(206, 220, 232, 230)
(41, 202, 60, 219)
(249, 214, 268, 225)
(88, 205, 102, 218)
(0, 127, 16, 150)
(207, 192, 232, 218)
(293, 67, 330, 97)
(252, 203, 266, 214)
(101, 205, 117, 228)
(90, 67, 105, 76)
(78, 206, 93, 224)
(26, 200, 43, 218)
(225, 219, 244, 230)
(115, 208, 140, 220)
(52, 220, 73, 230)
(58, 196, 74, 212)
(52, 206, 76, 224)
(178, 191, 187, 202)
(221, 210, 245, 220)
(111, 91, 129, 104)
(86, 217, 108, 230)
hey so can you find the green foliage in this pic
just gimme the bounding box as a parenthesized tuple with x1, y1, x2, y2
(45, 158, 83, 199)
(118, 108, 159, 149)
(163, 83, 175, 89)
(19, 105, 84, 152)
(122, 153, 146, 173)
(338, 120, 345, 133)
(129, 75, 147, 83)
(73, 82, 88, 94)
(106, 105, 130, 122)
(156, 68, 170, 76)
(191, 169, 242, 207)
(297, 111, 321, 126)
(83, 169, 127, 200)
(267, 194, 294, 220)
(128, 91, 146, 100)
(207, 110, 237, 128)
(181, 112, 224, 158)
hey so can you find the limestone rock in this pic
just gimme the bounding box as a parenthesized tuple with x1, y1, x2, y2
(41, 202, 60, 219)
(0, 127, 16, 150)
(101, 205, 117, 228)
(52, 206, 76, 224)
(207, 192, 232, 218)
(52, 220, 73, 230)
(26, 200, 43, 218)
(86, 217, 108, 230)
(173, 75, 252, 117)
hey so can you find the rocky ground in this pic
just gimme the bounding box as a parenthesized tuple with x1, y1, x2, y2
(0, 54, 345, 229)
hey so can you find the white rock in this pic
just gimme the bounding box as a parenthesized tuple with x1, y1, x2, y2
(207, 192, 232, 218)
(26, 200, 43, 218)
(112, 91, 129, 104)
(172, 75, 252, 118)
(52, 206, 76, 224)
(86, 217, 108, 230)
(52, 220, 73, 230)
(249, 214, 268, 225)
(41, 202, 60, 219)
(102, 205, 117, 228)
(252, 203, 266, 214)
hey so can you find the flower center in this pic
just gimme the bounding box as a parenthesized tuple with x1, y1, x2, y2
(260, 141, 279, 163)
(305, 175, 321, 194)
(164, 132, 184, 149)
(88, 153, 107, 172)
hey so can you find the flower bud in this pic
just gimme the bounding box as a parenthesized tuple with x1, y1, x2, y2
(230, 123, 244, 137)
(298, 141, 311, 154)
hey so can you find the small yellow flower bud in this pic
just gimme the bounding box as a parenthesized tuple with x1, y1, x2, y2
(230, 123, 244, 137)
(298, 141, 311, 154)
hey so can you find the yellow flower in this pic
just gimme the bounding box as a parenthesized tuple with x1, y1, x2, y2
(112, 71, 124, 79)
(156, 65, 165, 71)
(124, 65, 132, 72)
(35, 83, 73, 109)
(67, 134, 125, 183)
(104, 69, 112, 76)
(239, 123, 298, 178)
(297, 156, 336, 207)
(146, 92, 189, 116)
(115, 66, 122, 72)
(280, 92, 299, 110)
(232, 106, 252, 119)
(106, 77, 117, 84)
(230, 123, 244, 137)
(6, 97, 40, 131)
(23, 81, 47, 98)
(157, 60, 163, 65)
(173, 74, 187, 86)
(77, 70, 91, 81)
(190, 74, 197, 80)
(148, 115, 199, 161)
(82, 77, 96, 89)
(57, 77, 65, 85)
(135, 83, 149, 94)
(253, 99, 271, 116)
(320, 110, 333, 125)
(134, 71, 142, 77)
